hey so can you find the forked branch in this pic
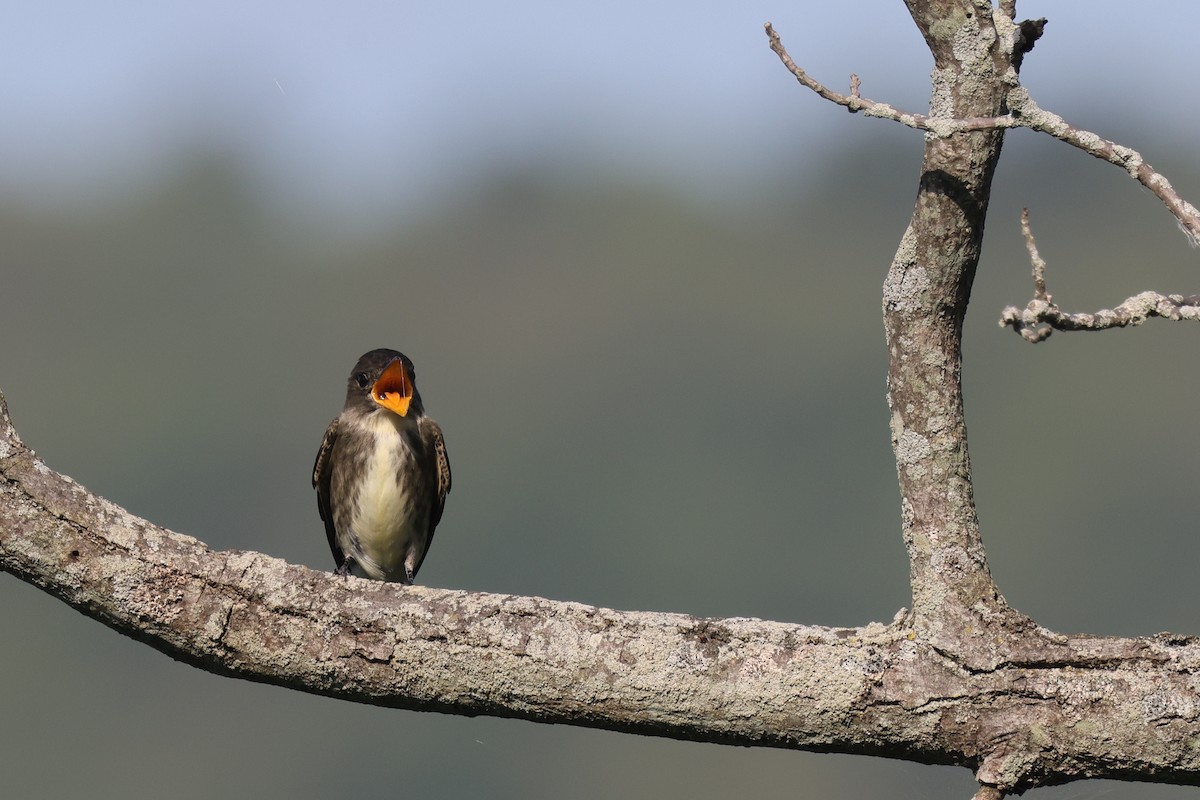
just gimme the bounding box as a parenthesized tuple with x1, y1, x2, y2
(764, 23, 1200, 246)
(1000, 210, 1200, 342)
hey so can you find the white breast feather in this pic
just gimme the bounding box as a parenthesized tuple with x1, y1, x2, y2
(351, 414, 419, 577)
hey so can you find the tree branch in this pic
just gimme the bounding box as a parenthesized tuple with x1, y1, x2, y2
(1003, 87, 1200, 247)
(876, 0, 1016, 641)
(6, 3, 1200, 795)
(765, 23, 1200, 247)
(765, 22, 1020, 134)
(0, 387, 896, 746)
(6, 385, 1200, 794)
(1000, 211, 1200, 342)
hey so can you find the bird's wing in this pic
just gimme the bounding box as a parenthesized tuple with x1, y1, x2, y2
(422, 416, 451, 535)
(313, 415, 347, 570)
(408, 417, 450, 580)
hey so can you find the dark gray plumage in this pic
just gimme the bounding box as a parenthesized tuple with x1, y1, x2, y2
(313, 349, 451, 583)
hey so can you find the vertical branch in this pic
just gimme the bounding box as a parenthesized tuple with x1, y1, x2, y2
(886, 1, 1017, 643)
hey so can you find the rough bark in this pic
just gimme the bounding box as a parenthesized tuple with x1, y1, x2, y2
(5, 388, 1200, 794)
(3, 1, 1198, 796)
(885, 0, 1015, 644)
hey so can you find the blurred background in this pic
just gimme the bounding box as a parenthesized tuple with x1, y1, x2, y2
(3, 1, 1199, 798)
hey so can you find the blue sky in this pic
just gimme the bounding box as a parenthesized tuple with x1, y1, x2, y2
(6, 1, 1197, 222)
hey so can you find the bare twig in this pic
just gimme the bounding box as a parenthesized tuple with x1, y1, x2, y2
(1020, 209, 1049, 302)
(764, 24, 1200, 246)
(764, 23, 1015, 134)
(999, 290, 1200, 343)
(1000, 212, 1200, 342)
(1005, 88, 1200, 247)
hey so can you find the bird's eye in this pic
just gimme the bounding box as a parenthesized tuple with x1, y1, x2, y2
(354, 372, 370, 388)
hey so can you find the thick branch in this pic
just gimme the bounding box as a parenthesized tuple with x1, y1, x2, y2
(873, 1, 1017, 640)
(769, 6, 1038, 639)
(770, 0, 1027, 666)
(6, 388, 1200, 794)
(0, 388, 891, 748)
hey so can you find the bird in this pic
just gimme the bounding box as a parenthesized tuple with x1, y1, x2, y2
(313, 349, 451, 584)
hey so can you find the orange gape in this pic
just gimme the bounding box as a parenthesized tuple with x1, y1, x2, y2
(371, 359, 412, 417)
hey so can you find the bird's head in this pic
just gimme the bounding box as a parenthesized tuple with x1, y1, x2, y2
(346, 349, 421, 418)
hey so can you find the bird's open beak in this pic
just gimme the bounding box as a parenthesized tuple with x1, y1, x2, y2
(371, 359, 413, 417)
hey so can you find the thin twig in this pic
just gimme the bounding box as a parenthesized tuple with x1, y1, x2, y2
(1020, 208, 1049, 302)
(1005, 88, 1200, 246)
(764, 23, 1200, 246)
(1000, 290, 1200, 343)
(1000, 212, 1200, 342)
(764, 23, 1014, 133)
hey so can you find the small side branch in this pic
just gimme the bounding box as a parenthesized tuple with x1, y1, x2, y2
(1004, 88, 1200, 247)
(1020, 209, 1049, 303)
(764, 23, 1017, 135)
(764, 24, 1200, 246)
(1000, 210, 1200, 342)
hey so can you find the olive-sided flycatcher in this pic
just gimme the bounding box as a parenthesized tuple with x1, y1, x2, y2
(313, 349, 451, 583)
